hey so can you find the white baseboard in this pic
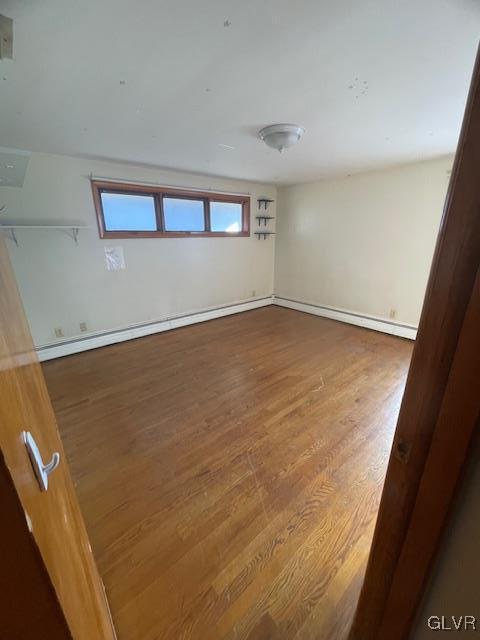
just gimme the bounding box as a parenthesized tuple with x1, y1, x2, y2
(36, 293, 417, 361)
(36, 296, 274, 361)
(273, 296, 417, 340)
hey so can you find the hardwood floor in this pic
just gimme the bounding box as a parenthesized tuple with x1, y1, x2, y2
(43, 307, 413, 640)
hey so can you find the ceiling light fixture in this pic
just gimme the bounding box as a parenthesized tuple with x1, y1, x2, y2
(259, 123, 305, 153)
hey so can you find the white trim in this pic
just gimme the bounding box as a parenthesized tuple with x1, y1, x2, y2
(36, 296, 274, 361)
(273, 296, 417, 340)
(36, 293, 417, 361)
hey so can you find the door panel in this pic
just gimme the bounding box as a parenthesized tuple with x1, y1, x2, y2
(349, 46, 480, 638)
(0, 237, 116, 639)
(0, 450, 72, 638)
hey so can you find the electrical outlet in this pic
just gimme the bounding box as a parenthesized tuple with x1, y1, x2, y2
(54, 327, 64, 338)
(252, 289, 256, 297)
(389, 308, 397, 319)
(80, 322, 88, 333)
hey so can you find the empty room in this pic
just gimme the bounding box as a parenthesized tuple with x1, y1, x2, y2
(1, 2, 480, 639)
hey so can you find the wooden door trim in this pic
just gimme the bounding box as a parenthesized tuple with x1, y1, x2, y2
(377, 267, 480, 638)
(349, 46, 480, 639)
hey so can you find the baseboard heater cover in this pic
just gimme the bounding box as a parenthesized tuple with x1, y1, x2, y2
(36, 296, 273, 361)
(273, 296, 417, 340)
(36, 294, 417, 361)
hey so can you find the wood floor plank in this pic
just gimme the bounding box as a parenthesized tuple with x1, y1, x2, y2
(43, 307, 412, 639)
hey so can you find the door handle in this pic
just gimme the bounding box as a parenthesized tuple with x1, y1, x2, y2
(22, 431, 60, 492)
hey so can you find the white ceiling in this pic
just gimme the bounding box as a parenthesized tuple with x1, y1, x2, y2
(0, 0, 479, 185)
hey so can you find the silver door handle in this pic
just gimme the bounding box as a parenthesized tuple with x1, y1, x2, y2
(22, 431, 60, 492)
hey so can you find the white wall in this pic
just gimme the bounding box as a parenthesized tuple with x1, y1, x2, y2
(412, 436, 480, 637)
(1, 153, 276, 347)
(274, 156, 453, 327)
(2, 152, 454, 348)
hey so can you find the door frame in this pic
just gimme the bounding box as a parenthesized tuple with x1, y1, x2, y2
(349, 46, 480, 639)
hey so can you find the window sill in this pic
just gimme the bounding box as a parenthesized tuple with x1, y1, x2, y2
(99, 231, 251, 239)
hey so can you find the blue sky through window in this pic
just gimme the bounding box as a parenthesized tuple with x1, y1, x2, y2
(101, 192, 156, 231)
(163, 198, 205, 231)
(99, 189, 244, 234)
(210, 201, 242, 232)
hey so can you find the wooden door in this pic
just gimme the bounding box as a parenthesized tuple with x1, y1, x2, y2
(0, 236, 116, 639)
(349, 47, 480, 638)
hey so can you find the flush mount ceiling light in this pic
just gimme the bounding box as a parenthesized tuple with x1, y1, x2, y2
(259, 123, 305, 153)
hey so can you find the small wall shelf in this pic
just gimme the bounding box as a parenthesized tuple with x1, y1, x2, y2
(255, 231, 276, 240)
(0, 225, 89, 247)
(256, 215, 275, 226)
(255, 199, 275, 238)
(257, 198, 274, 210)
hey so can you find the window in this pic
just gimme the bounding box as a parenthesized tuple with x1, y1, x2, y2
(92, 181, 250, 238)
(210, 201, 243, 232)
(163, 197, 205, 232)
(101, 192, 157, 231)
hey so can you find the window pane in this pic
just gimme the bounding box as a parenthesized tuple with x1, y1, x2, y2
(101, 192, 157, 231)
(210, 201, 243, 233)
(163, 198, 205, 231)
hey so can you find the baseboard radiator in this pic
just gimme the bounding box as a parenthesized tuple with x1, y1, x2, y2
(273, 296, 417, 340)
(36, 294, 416, 361)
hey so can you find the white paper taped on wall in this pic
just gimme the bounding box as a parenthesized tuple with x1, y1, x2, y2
(104, 246, 126, 271)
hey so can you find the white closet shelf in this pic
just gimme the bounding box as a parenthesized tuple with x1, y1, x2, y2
(0, 224, 90, 246)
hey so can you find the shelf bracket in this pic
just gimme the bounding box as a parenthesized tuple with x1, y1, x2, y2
(59, 227, 81, 244)
(257, 198, 274, 211)
(254, 231, 275, 240)
(0, 225, 86, 246)
(1, 227, 18, 246)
